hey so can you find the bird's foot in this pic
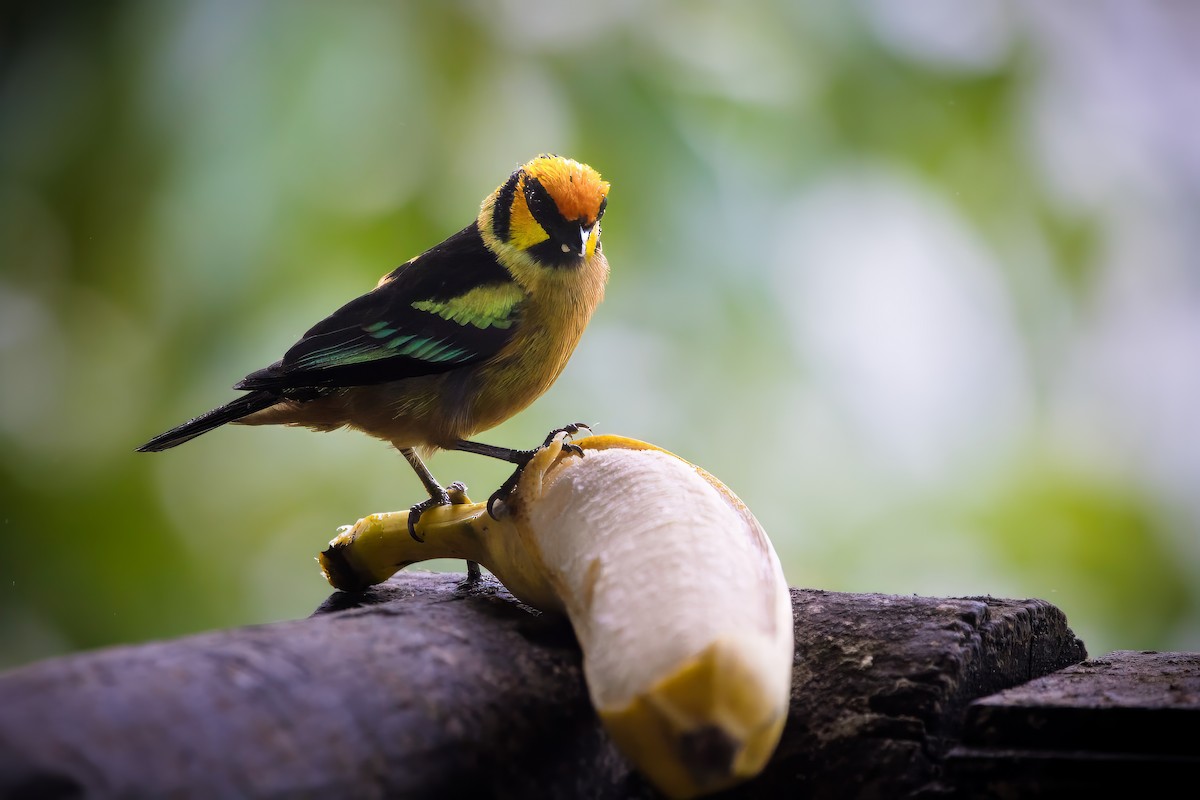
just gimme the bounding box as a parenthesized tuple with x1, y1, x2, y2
(443, 482, 480, 580)
(486, 468, 526, 521)
(408, 481, 468, 543)
(486, 423, 591, 520)
(445, 481, 470, 504)
(542, 421, 590, 456)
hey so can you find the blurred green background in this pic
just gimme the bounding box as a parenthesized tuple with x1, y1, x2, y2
(3, 1, 1198, 670)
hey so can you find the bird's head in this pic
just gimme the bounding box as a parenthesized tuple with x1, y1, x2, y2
(481, 154, 610, 272)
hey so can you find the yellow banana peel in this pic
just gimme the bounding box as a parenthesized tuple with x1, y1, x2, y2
(320, 434, 794, 799)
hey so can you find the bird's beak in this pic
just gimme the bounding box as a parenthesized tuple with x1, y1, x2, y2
(580, 224, 595, 257)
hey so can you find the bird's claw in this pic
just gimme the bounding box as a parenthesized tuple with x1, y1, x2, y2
(408, 486, 454, 543)
(486, 423, 591, 520)
(549, 422, 590, 459)
(542, 422, 591, 447)
(487, 471, 522, 521)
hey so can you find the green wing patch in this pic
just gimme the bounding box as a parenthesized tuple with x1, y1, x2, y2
(293, 334, 471, 368)
(411, 283, 526, 330)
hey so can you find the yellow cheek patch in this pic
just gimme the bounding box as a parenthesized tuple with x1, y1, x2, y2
(412, 282, 526, 329)
(524, 155, 610, 222)
(508, 178, 550, 250)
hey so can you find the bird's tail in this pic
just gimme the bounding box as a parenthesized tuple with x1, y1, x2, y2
(136, 391, 277, 452)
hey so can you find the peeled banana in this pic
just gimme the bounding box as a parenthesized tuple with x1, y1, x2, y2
(320, 434, 794, 799)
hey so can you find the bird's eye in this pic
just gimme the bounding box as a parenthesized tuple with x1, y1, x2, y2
(597, 196, 608, 220)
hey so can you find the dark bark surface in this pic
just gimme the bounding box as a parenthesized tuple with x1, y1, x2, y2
(0, 573, 1087, 800)
(934, 650, 1200, 798)
(761, 591, 1086, 800)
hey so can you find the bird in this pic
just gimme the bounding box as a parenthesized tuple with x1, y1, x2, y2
(138, 153, 610, 542)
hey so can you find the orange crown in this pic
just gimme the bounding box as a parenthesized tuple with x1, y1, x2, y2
(522, 155, 610, 223)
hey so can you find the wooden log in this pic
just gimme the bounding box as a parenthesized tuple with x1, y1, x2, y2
(0, 573, 1086, 799)
(761, 591, 1086, 800)
(934, 650, 1200, 798)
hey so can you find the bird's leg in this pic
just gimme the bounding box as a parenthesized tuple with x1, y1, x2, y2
(445, 482, 482, 582)
(452, 423, 591, 520)
(399, 448, 480, 578)
(400, 447, 459, 543)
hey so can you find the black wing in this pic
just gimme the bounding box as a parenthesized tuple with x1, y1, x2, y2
(237, 223, 525, 391)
